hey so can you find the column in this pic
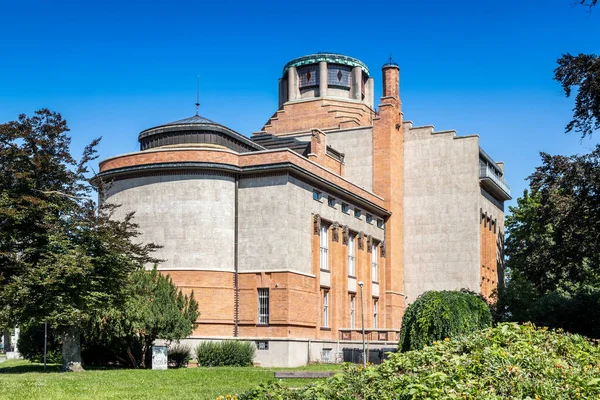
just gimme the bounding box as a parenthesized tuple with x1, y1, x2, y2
(351, 67, 362, 100)
(288, 66, 298, 102)
(319, 61, 328, 98)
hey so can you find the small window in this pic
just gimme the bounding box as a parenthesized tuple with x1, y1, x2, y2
(342, 203, 349, 214)
(350, 295, 355, 329)
(313, 190, 322, 201)
(348, 234, 355, 276)
(320, 223, 328, 271)
(377, 219, 384, 229)
(258, 288, 269, 325)
(354, 208, 361, 219)
(372, 245, 378, 282)
(366, 214, 373, 224)
(373, 299, 379, 329)
(328, 196, 336, 208)
(323, 290, 329, 327)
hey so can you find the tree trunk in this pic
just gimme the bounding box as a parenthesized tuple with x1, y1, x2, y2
(61, 327, 84, 372)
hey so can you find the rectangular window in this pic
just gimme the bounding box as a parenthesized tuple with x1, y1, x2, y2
(313, 189, 322, 201)
(328, 196, 336, 208)
(342, 203, 349, 214)
(350, 295, 355, 329)
(366, 214, 373, 224)
(320, 223, 328, 271)
(323, 290, 329, 327)
(372, 244, 378, 282)
(377, 219, 384, 229)
(258, 288, 269, 325)
(354, 208, 361, 219)
(348, 234, 355, 276)
(373, 299, 379, 329)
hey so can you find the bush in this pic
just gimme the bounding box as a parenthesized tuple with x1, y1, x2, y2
(237, 323, 600, 399)
(195, 340, 255, 367)
(17, 323, 62, 364)
(399, 290, 492, 352)
(168, 343, 191, 368)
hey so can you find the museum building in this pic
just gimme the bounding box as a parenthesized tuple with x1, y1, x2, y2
(97, 53, 510, 366)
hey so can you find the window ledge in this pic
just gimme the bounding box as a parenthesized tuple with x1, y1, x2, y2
(320, 268, 330, 273)
(320, 327, 331, 331)
(348, 275, 357, 279)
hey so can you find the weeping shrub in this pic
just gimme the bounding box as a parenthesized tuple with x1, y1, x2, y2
(195, 340, 255, 367)
(399, 290, 492, 351)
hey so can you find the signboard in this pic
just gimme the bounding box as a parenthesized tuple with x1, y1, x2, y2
(152, 345, 168, 370)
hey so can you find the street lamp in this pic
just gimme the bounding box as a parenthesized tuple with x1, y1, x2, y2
(357, 281, 366, 367)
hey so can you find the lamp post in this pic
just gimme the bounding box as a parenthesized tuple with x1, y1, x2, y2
(358, 281, 366, 367)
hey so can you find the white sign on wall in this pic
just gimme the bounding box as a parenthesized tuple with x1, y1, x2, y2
(152, 345, 168, 370)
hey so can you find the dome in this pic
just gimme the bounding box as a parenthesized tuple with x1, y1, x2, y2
(282, 52, 370, 77)
(137, 114, 264, 153)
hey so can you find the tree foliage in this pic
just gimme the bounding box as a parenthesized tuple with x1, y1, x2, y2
(554, 53, 600, 137)
(85, 267, 199, 368)
(398, 290, 492, 352)
(0, 110, 159, 371)
(505, 145, 600, 295)
(239, 324, 600, 399)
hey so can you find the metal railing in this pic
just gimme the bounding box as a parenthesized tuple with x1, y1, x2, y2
(479, 164, 511, 197)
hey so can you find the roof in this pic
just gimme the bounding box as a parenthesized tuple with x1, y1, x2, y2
(140, 114, 218, 134)
(282, 52, 370, 77)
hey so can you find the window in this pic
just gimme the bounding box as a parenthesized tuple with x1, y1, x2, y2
(354, 208, 361, 219)
(298, 65, 319, 88)
(320, 223, 328, 271)
(258, 288, 269, 325)
(327, 64, 352, 89)
(373, 299, 379, 329)
(342, 203, 349, 213)
(350, 295, 355, 329)
(377, 219, 384, 229)
(366, 214, 373, 224)
(348, 234, 355, 276)
(328, 196, 336, 208)
(313, 190, 322, 201)
(371, 244, 378, 282)
(323, 290, 329, 327)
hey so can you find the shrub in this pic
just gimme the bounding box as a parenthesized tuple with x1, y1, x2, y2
(17, 323, 62, 364)
(196, 340, 255, 367)
(168, 343, 191, 368)
(237, 323, 600, 399)
(399, 290, 492, 352)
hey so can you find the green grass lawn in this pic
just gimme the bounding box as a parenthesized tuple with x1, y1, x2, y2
(0, 360, 343, 400)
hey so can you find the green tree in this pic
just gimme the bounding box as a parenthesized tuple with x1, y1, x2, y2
(505, 145, 600, 295)
(0, 110, 159, 371)
(88, 267, 199, 368)
(554, 1, 598, 137)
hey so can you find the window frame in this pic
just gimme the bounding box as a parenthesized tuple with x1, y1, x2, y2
(327, 196, 336, 208)
(348, 234, 355, 277)
(258, 288, 270, 325)
(350, 295, 355, 329)
(354, 208, 361, 219)
(371, 244, 378, 282)
(313, 189, 322, 201)
(323, 290, 329, 328)
(373, 299, 379, 329)
(320, 223, 329, 271)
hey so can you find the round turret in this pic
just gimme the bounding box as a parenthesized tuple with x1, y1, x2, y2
(278, 52, 374, 108)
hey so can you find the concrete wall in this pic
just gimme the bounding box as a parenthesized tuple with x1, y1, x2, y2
(403, 126, 481, 304)
(238, 173, 384, 277)
(326, 127, 373, 191)
(238, 174, 294, 273)
(288, 126, 374, 191)
(180, 337, 398, 367)
(104, 173, 235, 271)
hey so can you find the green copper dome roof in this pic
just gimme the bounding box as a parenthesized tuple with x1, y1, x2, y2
(282, 53, 370, 77)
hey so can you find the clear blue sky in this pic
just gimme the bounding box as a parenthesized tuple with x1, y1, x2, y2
(1, 0, 599, 210)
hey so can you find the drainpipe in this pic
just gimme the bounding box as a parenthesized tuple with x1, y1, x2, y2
(234, 174, 240, 337)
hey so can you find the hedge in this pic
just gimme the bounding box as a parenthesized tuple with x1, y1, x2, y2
(236, 323, 600, 399)
(196, 340, 255, 367)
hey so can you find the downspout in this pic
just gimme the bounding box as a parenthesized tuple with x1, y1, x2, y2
(234, 174, 240, 337)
